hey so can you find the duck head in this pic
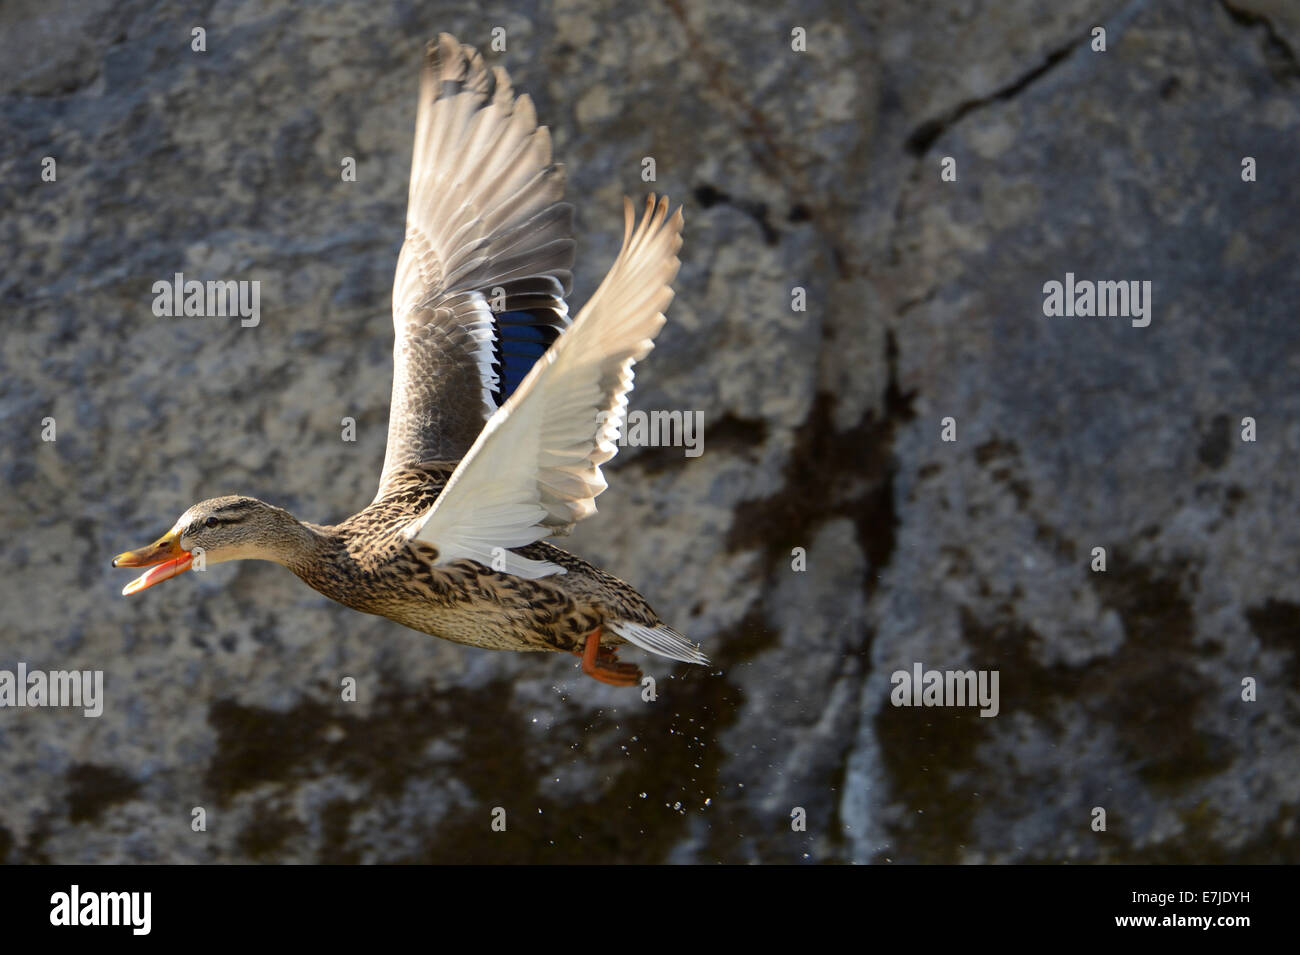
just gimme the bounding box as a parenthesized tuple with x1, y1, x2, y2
(112, 496, 304, 595)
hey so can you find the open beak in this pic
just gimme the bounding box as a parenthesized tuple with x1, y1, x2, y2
(112, 528, 192, 596)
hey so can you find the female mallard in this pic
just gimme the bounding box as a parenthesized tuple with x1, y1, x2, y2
(112, 34, 705, 687)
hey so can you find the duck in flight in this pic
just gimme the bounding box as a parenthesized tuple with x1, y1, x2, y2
(113, 34, 706, 686)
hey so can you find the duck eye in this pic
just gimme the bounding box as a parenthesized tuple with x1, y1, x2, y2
(204, 516, 219, 528)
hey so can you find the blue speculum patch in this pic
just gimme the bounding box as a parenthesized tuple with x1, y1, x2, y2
(492, 310, 563, 405)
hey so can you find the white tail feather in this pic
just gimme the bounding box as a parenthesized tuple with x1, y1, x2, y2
(608, 621, 708, 665)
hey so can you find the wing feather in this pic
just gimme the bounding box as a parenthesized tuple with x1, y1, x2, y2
(407, 195, 684, 578)
(377, 35, 573, 501)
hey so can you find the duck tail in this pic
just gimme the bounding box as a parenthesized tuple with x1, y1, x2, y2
(607, 620, 708, 665)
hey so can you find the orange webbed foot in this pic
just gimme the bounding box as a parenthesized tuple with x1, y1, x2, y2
(573, 627, 643, 687)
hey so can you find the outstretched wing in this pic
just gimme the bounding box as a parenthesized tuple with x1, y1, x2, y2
(406, 195, 684, 578)
(376, 34, 574, 502)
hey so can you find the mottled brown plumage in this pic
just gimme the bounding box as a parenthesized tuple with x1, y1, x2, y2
(284, 465, 669, 656)
(112, 34, 707, 686)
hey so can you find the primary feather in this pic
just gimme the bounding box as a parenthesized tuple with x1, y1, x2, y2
(377, 34, 574, 501)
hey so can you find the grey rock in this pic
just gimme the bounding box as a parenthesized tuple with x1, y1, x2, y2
(0, 0, 1295, 863)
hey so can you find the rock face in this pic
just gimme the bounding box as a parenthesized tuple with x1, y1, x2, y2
(0, 0, 1296, 863)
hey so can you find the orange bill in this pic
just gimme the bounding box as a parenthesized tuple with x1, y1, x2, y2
(112, 528, 193, 596)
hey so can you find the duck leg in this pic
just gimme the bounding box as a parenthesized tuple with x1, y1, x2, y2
(574, 626, 642, 687)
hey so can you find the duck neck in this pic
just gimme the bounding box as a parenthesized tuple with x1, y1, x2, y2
(264, 518, 335, 576)
(272, 520, 358, 602)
